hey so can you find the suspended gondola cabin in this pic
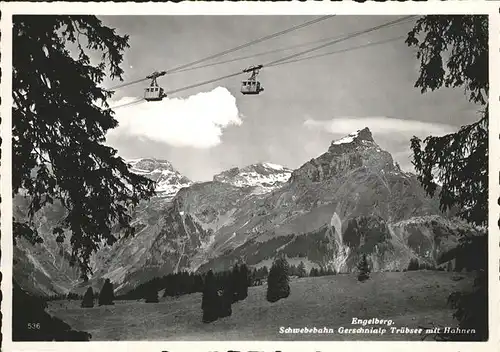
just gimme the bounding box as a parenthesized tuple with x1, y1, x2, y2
(144, 70, 167, 102)
(145, 86, 165, 101)
(241, 65, 264, 95)
(241, 80, 264, 95)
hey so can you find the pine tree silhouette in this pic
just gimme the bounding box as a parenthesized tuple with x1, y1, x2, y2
(407, 258, 420, 271)
(234, 263, 249, 302)
(267, 256, 291, 303)
(231, 264, 241, 303)
(80, 287, 94, 308)
(407, 15, 488, 341)
(144, 287, 159, 303)
(11, 15, 154, 340)
(219, 275, 233, 318)
(98, 279, 115, 306)
(297, 261, 307, 277)
(357, 254, 370, 282)
(202, 271, 219, 323)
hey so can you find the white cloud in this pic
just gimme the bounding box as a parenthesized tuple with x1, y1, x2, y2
(107, 87, 243, 149)
(303, 116, 457, 138)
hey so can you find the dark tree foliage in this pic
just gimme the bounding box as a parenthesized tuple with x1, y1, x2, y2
(407, 258, 420, 271)
(266, 257, 290, 303)
(297, 261, 307, 277)
(406, 15, 488, 341)
(219, 275, 233, 319)
(98, 279, 115, 306)
(202, 271, 219, 323)
(80, 287, 94, 308)
(12, 15, 156, 278)
(318, 266, 326, 276)
(117, 272, 206, 301)
(66, 292, 81, 300)
(309, 267, 319, 277)
(233, 263, 249, 302)
(144, 288, 159, 303)
(357, 254, 370, 282)
(262, 266, 269, 277)
(406, 15, 488, 226)
(12, 15, 154, 341)
(249, 266, 269, 286)
(441, 273, 488, 341)
(13, 281, 91, 341)
(231, 263, 240, 303)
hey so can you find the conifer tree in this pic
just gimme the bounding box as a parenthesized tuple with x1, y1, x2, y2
(11, 15, 154, 340)
(310, 267, 318, 277)
(144, 287, 159, 303)
(297, 261, 307, 277)
(98, 279, 115, 306)
(238, 263, 250, 301)
(319, 267, 326, 276)
(80, 287, 94, 308)
(357, 254, 370, 282)
(407, 258, 420, 271)
(231, 264, 241, 303)
(266, 256, 291, 303)
(219, 275, 233, 318)
(202, 271, 219, 323)
(12, 15, 155, 278)
(406, 15, 488, 341)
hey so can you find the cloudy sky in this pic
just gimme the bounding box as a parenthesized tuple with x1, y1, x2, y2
(99, 15, 480, 181)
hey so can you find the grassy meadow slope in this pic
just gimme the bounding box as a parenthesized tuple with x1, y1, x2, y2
(46, 271, 473, 341)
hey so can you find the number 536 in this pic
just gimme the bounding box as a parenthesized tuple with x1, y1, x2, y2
(28, 323, 41, 330)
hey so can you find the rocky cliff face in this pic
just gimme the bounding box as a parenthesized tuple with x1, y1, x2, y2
(13, 128, 480, 296)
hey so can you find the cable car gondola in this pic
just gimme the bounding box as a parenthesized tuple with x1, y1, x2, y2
(241, 65, 264, 95)
(144, 70, 167, 102)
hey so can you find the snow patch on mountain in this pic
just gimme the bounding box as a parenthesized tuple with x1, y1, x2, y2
(332, 130, 360, 145)
(262, 162, 285, 171)
(213, 162, 292, 193)
(127, 158, 193, 198)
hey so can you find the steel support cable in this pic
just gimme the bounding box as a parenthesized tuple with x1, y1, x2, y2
(266, 15, 417, 68)
(109, 71, 243, 110)
(270, 35, 406, 67)
(109, 16, 417, 111)
(108, 15, 335, 90)
(173, 16, 416, 75)
(172, 33, 341, 74)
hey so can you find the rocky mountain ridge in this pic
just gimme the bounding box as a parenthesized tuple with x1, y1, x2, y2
(213, 162, 292, 194)
(13, 128, 480, 296)
(126, 158, 192, 199)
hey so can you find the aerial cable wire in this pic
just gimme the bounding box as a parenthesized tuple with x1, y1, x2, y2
(163, 15, 335, 74)
(271, 35, 406, 67)
(108, 15, 335, 90)
(163, 71, 244, 96)
(109, 16, 416, 111)
(266, 15, 417, 67)
(109, 72, 244, 110)
(108, 97, 145, 110)
(172, 34, 342, 74)
(173, 16, 416, 75)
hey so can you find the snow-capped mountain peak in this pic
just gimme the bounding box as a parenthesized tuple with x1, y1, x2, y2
(330, 127, 375, 147)
(213, 162, 292, 194)
(127, 158, 192, 198)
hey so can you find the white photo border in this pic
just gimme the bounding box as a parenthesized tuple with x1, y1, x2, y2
(1, 2, 499, 352)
